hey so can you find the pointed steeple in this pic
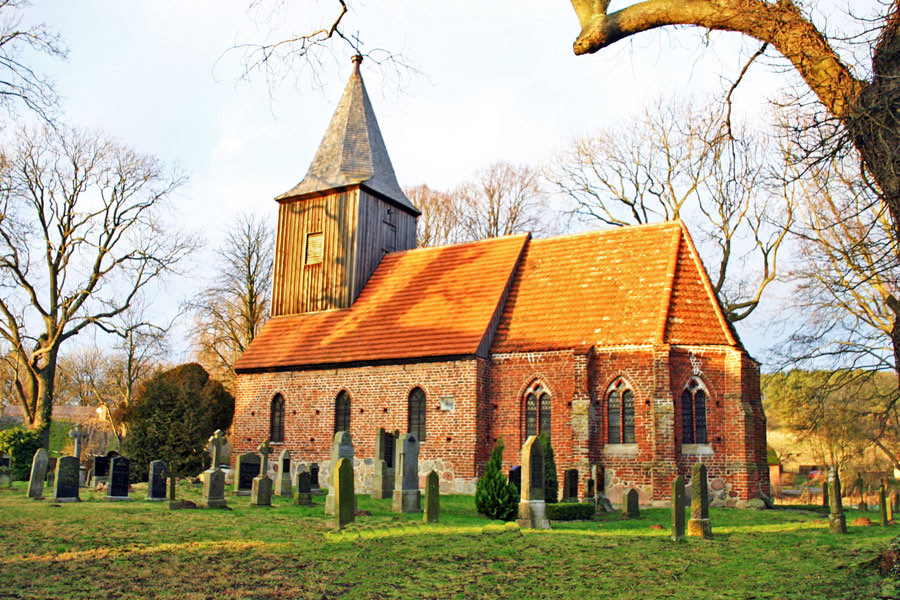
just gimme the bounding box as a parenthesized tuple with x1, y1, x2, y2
(277, 56, 418, 215)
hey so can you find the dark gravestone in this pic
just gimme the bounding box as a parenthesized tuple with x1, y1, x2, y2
(54, 456, 80, 502)
(107, 456, 131, 501)
(509, 466, 522, 493)
(92, 455, 110, 485)
(334, 457, 355, 530)
(424, 470, 440, 523)
(372, 428, 395, 499)
(147, 460, 167, 501)
(529, 444, 544, 502)
(392, 433, 421, 513)
(310, 463, 321, 494)
(671, 476, 686, 542)
(623, 488, 639, 518)
(235, 452, 261, 496)
(586, 478, 596, 502)
(563, 469, 579, 502)
(294, 468, 313, 506)
(0, 455, 10, 469)
(46, 457, 57, 485)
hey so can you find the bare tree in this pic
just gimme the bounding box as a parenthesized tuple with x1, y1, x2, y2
(192, 212, 273, 386)
(455, 161, 560, 241)
(405, 184, 463, 248)
(0, 125, 196, 446)
(548, 98, 792, 322)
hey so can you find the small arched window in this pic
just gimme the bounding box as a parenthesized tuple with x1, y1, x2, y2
(334, 391, 351, 434)
(270, 394, 285, 443)
(408, 387, 426, 442)
(607, 378, 635, 444)
(524, 382, 551, 440)
(682, 377, 708, 444)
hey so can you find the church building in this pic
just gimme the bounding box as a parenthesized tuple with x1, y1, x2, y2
(232, 58, 770, 504)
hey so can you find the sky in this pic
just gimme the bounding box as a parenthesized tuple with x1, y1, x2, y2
(21, 1, 875, 366)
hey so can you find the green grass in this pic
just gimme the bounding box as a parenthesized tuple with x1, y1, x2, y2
(0, 482, 895, 599)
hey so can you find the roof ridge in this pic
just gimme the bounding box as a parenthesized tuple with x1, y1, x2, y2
(387, 232, 530, 257)
(528, 221, 681, 244)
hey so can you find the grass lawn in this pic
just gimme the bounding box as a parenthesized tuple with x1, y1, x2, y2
(0, 482, 895, 599)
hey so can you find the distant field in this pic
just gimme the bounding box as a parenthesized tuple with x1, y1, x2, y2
(0, 482, 894, 599)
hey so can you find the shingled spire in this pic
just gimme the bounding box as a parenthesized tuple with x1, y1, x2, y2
(277, 55, 418, 215)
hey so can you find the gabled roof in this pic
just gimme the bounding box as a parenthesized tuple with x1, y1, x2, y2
(234, 234, 528, 372)
(276, 57, 418, 215)
(491, 222, 738, 353)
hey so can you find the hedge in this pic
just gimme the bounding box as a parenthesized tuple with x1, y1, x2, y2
(546, 502, 595, 521)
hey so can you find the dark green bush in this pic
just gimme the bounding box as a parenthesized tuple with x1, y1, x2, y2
(0, 427, 42, 480)
(475, 438, 519, 521)
(546, 502, 595, 521)
(122, 363, 234, 482)
(540, 432, 559, 503)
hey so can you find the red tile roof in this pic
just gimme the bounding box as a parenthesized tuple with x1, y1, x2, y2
(235, 221, 739, 372)
(234, 234, 528, 371)
(491, 222, 736, 353)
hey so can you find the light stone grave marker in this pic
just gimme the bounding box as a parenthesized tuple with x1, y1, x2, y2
(326, 432, 354, 515)
(687, 463, 712, 538)
(275, 449, 292, 497)
(828, 469, 847, 534)
(199, 429, 227, 508)
(69, 424, 89, 487)
(424, 470, 439, 523)
(250, 440, 273, 507)
(27, 448, 48, 499)
(516, 435, 550, 529)
(392, 433, 421, 513)
(54, 456, 80, 502)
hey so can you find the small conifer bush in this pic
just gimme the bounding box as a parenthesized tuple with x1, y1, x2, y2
(540, 432, 559, 504)
(475, 438, 519, 521)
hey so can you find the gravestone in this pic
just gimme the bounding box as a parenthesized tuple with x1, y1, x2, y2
(199, 429, 227, 508)
(92, 455, 110, 486)
(326, 431, 354, 515)
(0, 465, 11, 488)
(828, 469, 847, 534)
(623, 488, 640, 519)
(392, 433, 421, 513)
(69, 424, 89, 487)
(333, 457, 355, 530)
(671, 476, 686, 542)
(46, 457, 57, 486)
(250, 440, 274, 507)
(0, 454, 9, 469)
(147, 460, 167, 501)
(294, 466, 312, 506)
(509, 466, 522, 493)
(687, 463, 712, 538)
(275, 449, 292, 497)
(881, 483, 889, 527)
(823, 479, 829, 508)
(516, 435, 550, 529)
(424, 470, 440, 523)
(585, 478, 595, 504)
(234, 452, 261, 496)
(27, 448, 48, 499)
(310, 463, 322, 495)
(106, 456, 132, 501)
(893, 490, 900, 513)
(54, 456, 80, 502)
(371, 428, 395, 499)
(563, 469, 579, 502)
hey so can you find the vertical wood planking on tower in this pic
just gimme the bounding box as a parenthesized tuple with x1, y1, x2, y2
(272, 190, 359, 316)
(353, 189, 417, 300)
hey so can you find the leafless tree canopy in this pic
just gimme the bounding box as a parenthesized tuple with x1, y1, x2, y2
(192, 212, 273, 386)
(0, 125, 195, 443)
(406, 185, 463, 248)
(547, 97, 792, 322)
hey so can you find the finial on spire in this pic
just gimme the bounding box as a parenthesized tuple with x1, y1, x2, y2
(351, 53, 363, 74)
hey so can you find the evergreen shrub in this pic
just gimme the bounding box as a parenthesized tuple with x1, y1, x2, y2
(0, 427, 42, 480)
(475, 438, 519, 521)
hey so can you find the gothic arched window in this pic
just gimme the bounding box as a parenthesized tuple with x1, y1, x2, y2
(408, 387, 426, 442)
(270, 394, 285, 443)
(524, 382, 551, 440)
(607, 378, 635, 444)
(681, 378, 708, 444)
(334, 391, 351, 434)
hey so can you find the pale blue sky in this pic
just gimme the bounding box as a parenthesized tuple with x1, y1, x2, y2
(24, 1, 872, 365)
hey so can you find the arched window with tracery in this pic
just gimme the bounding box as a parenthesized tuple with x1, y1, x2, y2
(607, 378, 635, 444)
(334, 390, 351, 434)
(408, 387, 426, 442)
(523, 382, 551, 439)
(681, 377, 708, 444)
(270, 394, 285, 443)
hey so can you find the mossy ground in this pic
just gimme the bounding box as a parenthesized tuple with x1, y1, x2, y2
(0, 482, 893, 599)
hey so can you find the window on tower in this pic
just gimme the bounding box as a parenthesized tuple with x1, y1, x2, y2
(306, 231, 324, 265)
